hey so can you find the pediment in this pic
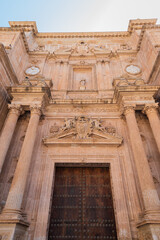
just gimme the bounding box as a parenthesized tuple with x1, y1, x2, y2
(43, 117, 123, 146)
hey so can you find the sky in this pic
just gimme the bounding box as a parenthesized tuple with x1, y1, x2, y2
(0, 0, 160, 33)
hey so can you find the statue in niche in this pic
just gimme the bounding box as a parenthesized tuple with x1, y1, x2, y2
(79, 79, 86, 90)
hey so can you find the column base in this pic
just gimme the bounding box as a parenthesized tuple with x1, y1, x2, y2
(0, 221, 29, 240)
(137, 223, 160, 240)
(0, 209, 29, 240)
(0, 208, 28, 222)
(137, 210, 160, 239)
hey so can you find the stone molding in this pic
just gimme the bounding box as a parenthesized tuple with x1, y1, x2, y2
(9, 21, 38, 34)
(128, 18, 157, 33)
(0, 19, 158, 40)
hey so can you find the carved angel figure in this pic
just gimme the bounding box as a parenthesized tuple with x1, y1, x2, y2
(92, 119, 105, 131)
(61, 119, 75, 131)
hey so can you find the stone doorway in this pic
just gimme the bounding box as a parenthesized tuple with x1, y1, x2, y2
(48, 164, 117, 240)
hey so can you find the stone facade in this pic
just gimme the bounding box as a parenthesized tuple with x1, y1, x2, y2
(0, 19, 160, 239)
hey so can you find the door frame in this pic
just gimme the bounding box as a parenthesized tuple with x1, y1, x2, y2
(33, 154, 132, 240)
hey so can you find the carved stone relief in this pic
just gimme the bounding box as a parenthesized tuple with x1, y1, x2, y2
(43, 116, 123, 145)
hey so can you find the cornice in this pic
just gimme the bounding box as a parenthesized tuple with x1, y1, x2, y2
(0, 19, 159, 53)
(9, 21, 38, 34)
(0, 43, 18, 84)
(0, 27, 129, 38)
(0, 19, 158, 37)
(128, 18, 157, 33)
(0, 28, 29, 53)
(113, 85, 159, 107)
(36, 31, 130, 38)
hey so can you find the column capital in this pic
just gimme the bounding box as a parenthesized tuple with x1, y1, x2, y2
(122, 104, 136, 116)
(30, 104, 42, 116)
(8, 104, 23, 116)
(143, 103, 158, 115)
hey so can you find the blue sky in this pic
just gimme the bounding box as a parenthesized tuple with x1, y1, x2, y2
(0, 0, 160, 32)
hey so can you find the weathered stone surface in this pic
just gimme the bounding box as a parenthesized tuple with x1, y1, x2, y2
(0, 19, 160, 239)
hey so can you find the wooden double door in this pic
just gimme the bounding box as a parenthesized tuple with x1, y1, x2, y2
(48, 166, 117, 240)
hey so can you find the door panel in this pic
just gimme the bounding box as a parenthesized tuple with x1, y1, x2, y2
(48, 166, 117, 240)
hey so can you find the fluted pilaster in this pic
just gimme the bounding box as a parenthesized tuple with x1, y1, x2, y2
(96, 60, 103, 90)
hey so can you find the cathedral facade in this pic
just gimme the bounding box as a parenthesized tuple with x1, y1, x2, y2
(0, 19, 160, 240)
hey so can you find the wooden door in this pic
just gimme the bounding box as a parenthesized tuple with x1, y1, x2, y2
(48, 166, 117, 240)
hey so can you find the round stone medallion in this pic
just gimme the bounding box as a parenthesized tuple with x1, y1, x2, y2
(25, 66, 40, 76)
(125, 65, 141, 75)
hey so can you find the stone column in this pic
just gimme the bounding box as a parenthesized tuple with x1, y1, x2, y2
(0, 104, 22, 173)
(143, 104, 160, 153)
(123, 105, 160, 212)
(2, 105, 41, 219)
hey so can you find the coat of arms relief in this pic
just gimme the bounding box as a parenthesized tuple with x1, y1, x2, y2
(43, 116, 123, 145)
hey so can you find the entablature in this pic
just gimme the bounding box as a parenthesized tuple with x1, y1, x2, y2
(113, 85, 159, 111)
(7, 77, 52, 111)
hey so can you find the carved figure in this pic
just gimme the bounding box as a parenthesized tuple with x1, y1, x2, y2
(92, 119, 104, 131)
(79, 79, 86, 90)
(50, 123, 59, 134)
(61, 119, 75, 131)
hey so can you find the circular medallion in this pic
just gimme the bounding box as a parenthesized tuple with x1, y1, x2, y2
(125, 65, 141, 75)
(25, 66, 40, 76)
